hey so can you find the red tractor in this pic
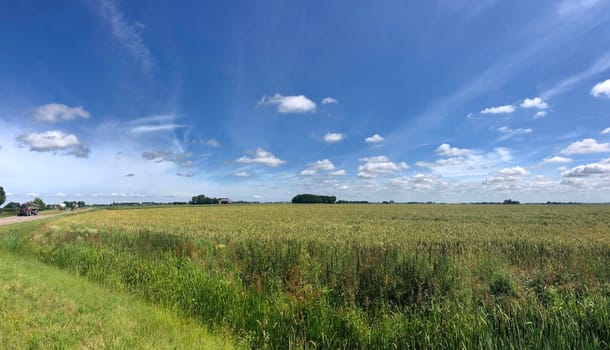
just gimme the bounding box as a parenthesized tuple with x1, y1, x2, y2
(18, 202, 39, 216)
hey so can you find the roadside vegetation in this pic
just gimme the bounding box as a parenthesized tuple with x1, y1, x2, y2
(0, 246, 237, 349)
(0, 205, 608, 348)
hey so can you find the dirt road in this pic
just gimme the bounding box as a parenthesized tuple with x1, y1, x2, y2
(0, 210, 90, 227)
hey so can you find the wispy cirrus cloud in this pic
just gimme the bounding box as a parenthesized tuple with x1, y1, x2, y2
(495, 126, 532, 141)
(99, 0, 155, 72)
(131, 124, 187, 133)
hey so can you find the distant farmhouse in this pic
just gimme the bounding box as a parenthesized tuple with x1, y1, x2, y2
(218, 198, 232, 204)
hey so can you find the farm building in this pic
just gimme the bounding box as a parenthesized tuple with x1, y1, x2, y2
(218, 198, 232, 204)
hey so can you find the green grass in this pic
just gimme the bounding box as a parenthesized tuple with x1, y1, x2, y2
(0, 250, 238, 349)
(1, 205, 609, 349)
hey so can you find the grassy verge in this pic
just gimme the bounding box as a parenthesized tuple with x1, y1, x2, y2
(0, 247, 239, 349)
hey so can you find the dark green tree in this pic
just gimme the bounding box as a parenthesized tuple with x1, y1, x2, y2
(291, 194, 336, 204)
(0, 186, 5, 207)
(32, 197, 46, 210)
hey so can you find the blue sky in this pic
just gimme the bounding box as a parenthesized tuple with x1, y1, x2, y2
(1, 0, 610, 204)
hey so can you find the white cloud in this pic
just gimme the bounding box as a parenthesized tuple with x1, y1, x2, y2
(176, 172, 194, 177)
(299, 169, 316, 177)
(131, 124, 187, 133)
(417, 147, 512, 178)
(534, 111, 547, 119)
(99, 0, 155, 71)
(236, 148, 285, 167)
(365, 134, 384, 143)
(591, 79, 610, 98)
(310, 159, 335, 170)
(205, 139, 221, 147)
(497, 166, 530, 176)
(34, 103, 90, 123)
(601, 127, 610, 135)
(330, 169, 346, 176)
(26, 192, 39, 197)
(234, 172, 250, 177)
(561, 138, 610, 155)
(542, 52, 610, 99)
(17, 130, 90, 158)
(142, 150, 192, 166)
(258, 94, 316, 113)
(541, 156, 572, 165)
(324, 132, 345, 143)
(321, 97, 338, 105)
(435, 143, 473, 157)
(521, 97, 548, 110)
(484, 166, 530, 183)
(358, 156, 408, 178)
(480, 105, 515, 114)
(496, 126, 532, 141)
(562, 159, 610, 177)
(558, 0, 602, 17)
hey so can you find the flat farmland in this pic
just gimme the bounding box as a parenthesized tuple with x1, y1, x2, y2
(1, 204, 608, 349)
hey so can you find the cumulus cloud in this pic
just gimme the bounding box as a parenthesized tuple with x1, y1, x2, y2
(17, 130, 90, 158)
(591, 79, 610, 98)
(560, 138, 610, 155)
(417, 147, 512, 178)
(541, 156, 572, 165)
(520, 97, 548, 110)
(236, 148, 285, 167)
(496, 126, 532, 141)
(234, 172, 250, 177)
(298, 159, 337, 177)
(258, 94, 316, 113)
(204, 139, 221, 147)
(534, 111, 547, 119)
(142, 150, 192, 166)
(324, 132, 345, 143)
(365, 134, 384, 143)
(390, 173, 449, 191)
(561, 158, 610, 177)
(310, 159, 335, 170)
(601, 127, 610, 135)
(330, 169, 346, 176)
(176, 172, 194, 177)
(480, 105, 515, 114)
(34, 103, 90, 123)
(358, 156, 408, 178)
(321, 97, 338, 104)
(299, 169, 317, 177)
(435, 143, 473, 157)
(484, 166, 530, 183)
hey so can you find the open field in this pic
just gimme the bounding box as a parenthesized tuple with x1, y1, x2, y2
(0, 204, 609, 348)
